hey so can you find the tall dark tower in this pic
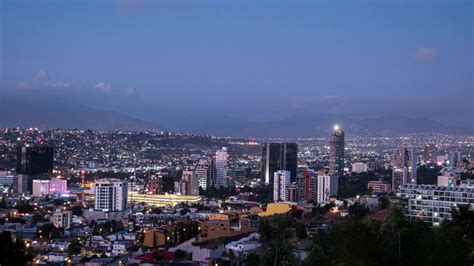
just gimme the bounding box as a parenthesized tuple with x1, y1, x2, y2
(17, 146, 54, 175)
(329, 125, 344, 177)
(262, 143, 298, 184)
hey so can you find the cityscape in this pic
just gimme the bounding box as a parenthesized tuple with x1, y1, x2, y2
(1, 1, 473, 266)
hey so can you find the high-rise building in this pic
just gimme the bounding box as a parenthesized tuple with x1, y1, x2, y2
(392, 167, 408, 191)
(448, 150, 461, 168)
(196, 159, 216, 190)
(148, 174, 162, 194)
(94, 179, 128, 212)
(297, 172, 317, 202)
(317, 175, 338, 203)
(52, 209, 72, 229)
(424, 144, 438, 164)
(329, 126, 345, 177)
(182, 170, 199, 195)
(215, 147, 229, 188)
(16, 146, 54, 194)
(393, 148, 417, 184)
(286, 182, 298, 202)
(17, 146, 54, 175)
(273, 170, 291, 202)
(32, 179, 50, 197)
(262, 143, 298, 184)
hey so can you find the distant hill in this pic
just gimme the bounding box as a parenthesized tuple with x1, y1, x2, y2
(0, 100, 160, 131)
(193, 114, 471, 138)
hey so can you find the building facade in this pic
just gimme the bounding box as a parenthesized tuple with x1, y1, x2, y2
(196, 159, 216, 190)
(273, 170, 291, 202)
(329, 126, 345, 177)
(297, 172, 317, 202)
(317, 175, 338, 203)
(261, 142, 298, 184)
(399, 184, 474, 226)
(393, 148, 417, 184)
(215, 147, 229, 188)
(94, 179, 128, 212)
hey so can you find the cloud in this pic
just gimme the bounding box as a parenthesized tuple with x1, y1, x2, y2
(125, 87, 136, 96)
(412, 48, 440, 62)
(16, 81, 31, 90)
(47, 80, 70, 88)
(35, 69, 48, 82)
(95, 82, 112, 93)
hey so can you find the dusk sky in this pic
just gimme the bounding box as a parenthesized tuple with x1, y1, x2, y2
(1, 0, 473, 129)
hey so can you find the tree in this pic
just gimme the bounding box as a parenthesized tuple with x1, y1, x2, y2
(378, 196, 390, 209)
(295, 222, 307, 239)
(68, 239, 82, 255)
(0, 231, 33, 265)
(71, 206, 83, 216)
(348, 202, 369, 218)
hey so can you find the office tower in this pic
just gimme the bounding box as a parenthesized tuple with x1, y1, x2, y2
(317, 175, 338, 203)
(424, 144, 438, 164)
(16, 146, 54, 194)
(49, 178, 67, 195)
(215, 147, 229, 188)
(13, 174, 29, 194)
(32, 179, 50, 197)
(448, 150, 461, 168)
(17, 146, 54, 175)
(182, 171, 199, 195)
(273, 170, 291, 202)
(392, 167, 408, 191)
(52, 209, 72, 229)
(262, 143, 298, 184)
(286, 182, 298, 202)
(297, 172, 317, 202)
(393, 148, 417, 184)
(196, 159, 216, 190)
(94, 179, 128, 212)
(351, 162, 368, 173)
(329, 126, 345, 177)
(148, 174, 162, 194)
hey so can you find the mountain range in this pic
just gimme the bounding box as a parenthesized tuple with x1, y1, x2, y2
(0, 100, 470, 137)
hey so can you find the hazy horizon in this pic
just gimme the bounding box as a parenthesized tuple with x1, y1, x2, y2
(1, 0, 473, 131)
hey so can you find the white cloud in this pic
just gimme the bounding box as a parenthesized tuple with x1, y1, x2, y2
(47, 80, 70, 88)
(35, 69, 48, 82)
(16, 81, 31, 90)
(95, 82, 112, 93)
(412, 48, 440, 62)
(125, 87, 136, 96)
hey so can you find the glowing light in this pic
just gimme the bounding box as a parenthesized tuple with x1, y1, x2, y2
(334, 125, 340, 131)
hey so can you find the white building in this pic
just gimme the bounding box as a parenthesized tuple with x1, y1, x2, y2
(317, 175, 338, 203)
(196, 159, 215, 190)
(351, 162, 368, 173)
(32, 179, 50, 197)
(400, 184, 474, 226)
(215, 147, 229, 188)
(273, 170, 290, 202)
(49, 178, 67, 195)
(0, 175, 14, 185)
(52, 209, 72, 229)
(94, 179, 128, 212)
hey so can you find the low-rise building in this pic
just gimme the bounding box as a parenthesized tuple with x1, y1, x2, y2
(368, 180, 391, 193)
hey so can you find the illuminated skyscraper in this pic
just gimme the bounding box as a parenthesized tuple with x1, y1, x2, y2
(215, 147, 229, 188)
(196, 159, 216, 190)
(261, 143, 298, 184)
(329, 125, 345, 177)
(393, 148, 417, 184)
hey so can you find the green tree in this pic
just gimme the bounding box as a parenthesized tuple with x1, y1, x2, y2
(0, 231, 33, 265)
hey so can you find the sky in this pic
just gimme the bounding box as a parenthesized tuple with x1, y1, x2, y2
(1, 0, 473, 129)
